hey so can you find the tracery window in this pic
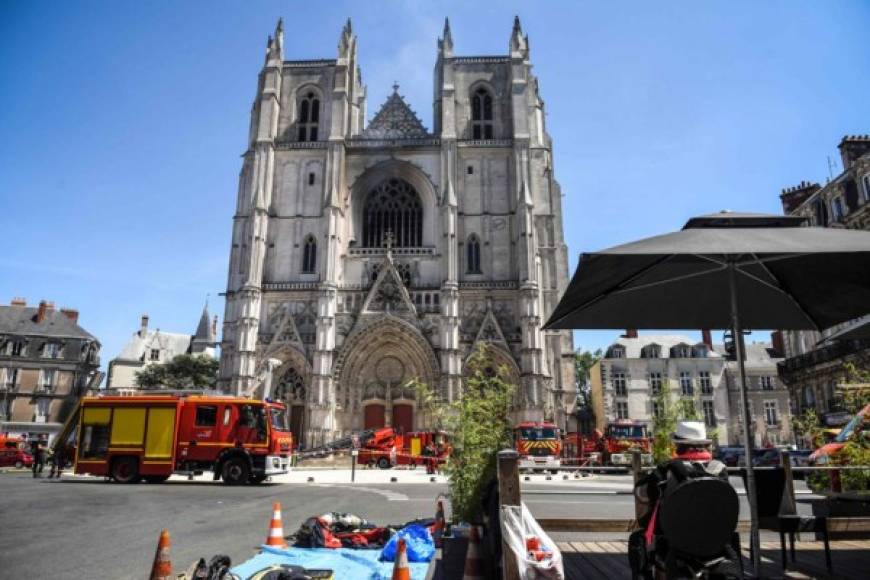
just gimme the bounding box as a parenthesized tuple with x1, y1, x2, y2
(362, 178, 423, 248)
(302, 235, 317, 273)
(297, 92, 320, 142)
(471, 87, 494, 139)
(466, 234, 481, 274)
(275, 367, 306, 403)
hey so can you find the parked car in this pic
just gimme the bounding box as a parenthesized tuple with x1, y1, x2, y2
(0, 448, 34, 469)
(717, 447, 745, 467)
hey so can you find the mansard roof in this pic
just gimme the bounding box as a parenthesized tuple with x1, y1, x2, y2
(360, 86, 429, 139)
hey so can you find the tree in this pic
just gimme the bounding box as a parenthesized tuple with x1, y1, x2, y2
(574, 349, 602, 408)
(134, 354, 219, 390)
(650, 381, 710, 463)
(410, 343, 516, 523)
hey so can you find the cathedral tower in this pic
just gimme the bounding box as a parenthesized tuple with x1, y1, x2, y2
(220, 18, 575, 446)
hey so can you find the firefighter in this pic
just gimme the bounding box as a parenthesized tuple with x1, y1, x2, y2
(49, 443, 67, 479)
(422, 442, 436, 475)
(30, 434, 47, 478)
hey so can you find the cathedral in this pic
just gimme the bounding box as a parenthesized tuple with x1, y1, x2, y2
(219, 17, 576, 446)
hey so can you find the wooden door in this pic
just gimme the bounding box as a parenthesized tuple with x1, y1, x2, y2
(364, 404, 385, 430)
(290, 405, 305, 447)
(392, 404, 413, 434)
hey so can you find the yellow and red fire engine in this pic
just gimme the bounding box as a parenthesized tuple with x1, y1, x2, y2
(514, 421, 562, 471)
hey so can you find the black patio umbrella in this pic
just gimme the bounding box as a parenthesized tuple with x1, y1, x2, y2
(544, 211, 870, 574)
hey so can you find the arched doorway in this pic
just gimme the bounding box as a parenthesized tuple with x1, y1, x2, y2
(274, 366, 307, 446)
(334, 318, 439, 434)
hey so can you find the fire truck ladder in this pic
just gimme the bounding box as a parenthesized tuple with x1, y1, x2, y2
(297, 429, 378, 459)
(52, 371, 105, 453)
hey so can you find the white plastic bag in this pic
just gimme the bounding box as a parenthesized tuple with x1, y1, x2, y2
(500, 502, 564, 579)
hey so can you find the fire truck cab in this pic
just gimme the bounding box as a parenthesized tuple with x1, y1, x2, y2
(515, 422, 562, 471)
(74, 394, 293, 485)
(601, 420, 652, 466)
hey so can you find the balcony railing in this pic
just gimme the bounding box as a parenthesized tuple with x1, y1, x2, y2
(778, 338, 870, 375)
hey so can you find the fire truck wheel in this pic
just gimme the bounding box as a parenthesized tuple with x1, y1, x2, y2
(144, 475, 170, 484)
(111, 457, 141, 484)
(377, 457, 391, 469)
(221, 457, 250, 485)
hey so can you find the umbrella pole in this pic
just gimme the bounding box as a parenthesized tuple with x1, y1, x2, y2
(729, 263, 760, 576)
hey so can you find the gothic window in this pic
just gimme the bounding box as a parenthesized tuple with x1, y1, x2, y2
(275, 367, 306, 403)
(466, 235, 482, 274)
(297, 92, 320, 142)
(302, 235, 317, 273)
(471, 87, 494, 139)
(362, 178, 423, 248)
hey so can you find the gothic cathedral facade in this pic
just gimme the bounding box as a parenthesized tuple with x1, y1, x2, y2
(220, 18, 575, 446)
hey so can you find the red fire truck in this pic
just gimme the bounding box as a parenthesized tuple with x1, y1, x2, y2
(356, 427, 450, 469)
(515, 422, 562, 471)
(73, 394, 293, 485)
(599, 420, 652, 466)
(562, 430, 602, 465)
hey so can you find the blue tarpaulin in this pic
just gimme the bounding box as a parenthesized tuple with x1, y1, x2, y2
(231, 546, 431, 580)
(380, 524, 435, 563)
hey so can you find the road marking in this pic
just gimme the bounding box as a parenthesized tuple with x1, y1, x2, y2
(310, 483, 408, 501)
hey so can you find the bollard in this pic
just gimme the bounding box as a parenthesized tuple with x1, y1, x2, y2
(523, 475, 530, 481)
(562, 474, 568, 480)
(307, 476, 314, 483)
(497, 449, 521, 580)
(390, 476, 398, 483)
(430, 476, 436, 483)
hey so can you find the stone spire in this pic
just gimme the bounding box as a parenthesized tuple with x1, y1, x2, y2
(266, 18, 284, 63)
(194, 301, 216, 344)
(439, 17, 454, 57)
(510, 15, 529, 59)
(338, 18, 354, 57)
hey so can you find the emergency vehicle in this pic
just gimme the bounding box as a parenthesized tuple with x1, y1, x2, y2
(72, 394, 292, 485)
(562, 430, 601, 465)
(599, 420, 652, 466)
(514, 422, 562, 471)
(356, 428, 449, 469)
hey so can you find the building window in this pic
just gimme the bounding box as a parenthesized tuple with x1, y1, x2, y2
(641, 345, 661, 359)
(0, 398, 9, 419)
(297, 91, 320, 142)
(466, 235, 481, 274)
(832, 196, 845, 221)
(760, 376, 774, 391)
(5, 340, 25, 356)
(302, 235, 317, 273)
(649, 372, 663, 395)
(764, 401, 778, 426)
(42, 342, 61, 359)
(702, 400, 716, 427)
(471, 87, 494, 139)
(607, 345, 625, 359)
(362, 178, 423, 248)
(693, 344, 708, 358)
(613, 372, 627, 396)
(308, 172, 316, 186)
(672, 345, 692, 358)
(615, 401, 629, 420)
(149, 349, 160, 362)
(679, 371, 693, 396)
(699, 371, 712, 394)
(862, 174, 870, 202)
(38, 369, 55, 392)
(652, 401, 663, 419)
(35, 398, 50, 423)
(467, 166, 474, 175)
(2, 368, 17, 390)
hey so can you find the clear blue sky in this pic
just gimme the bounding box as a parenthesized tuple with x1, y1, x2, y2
(1, 1, 868, 369)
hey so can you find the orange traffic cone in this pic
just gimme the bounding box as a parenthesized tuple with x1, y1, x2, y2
(392, 537, 411, 580)
(432, 498, 446, 548)
(462, 525, 484, 580)
(149, 528, 172, 580)
(265, 501, 288, 549)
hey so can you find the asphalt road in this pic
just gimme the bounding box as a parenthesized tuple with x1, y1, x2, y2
(0, 472, 812, 578)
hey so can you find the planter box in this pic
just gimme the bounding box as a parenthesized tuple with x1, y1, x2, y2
(811, 494, 870, 540)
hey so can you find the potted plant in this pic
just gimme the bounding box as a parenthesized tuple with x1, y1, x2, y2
(411, 344, 516, 578)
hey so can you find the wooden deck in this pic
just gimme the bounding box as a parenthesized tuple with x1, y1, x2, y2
(558, 540, 870, 579)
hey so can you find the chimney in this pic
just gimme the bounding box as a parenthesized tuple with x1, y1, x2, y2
(770, 331, 784, 357)
(838, 135, 870, 171)
(140, 314, 149, 337)
(622, 329, 638, 339)
(701, 329, 713, 349)
(779, 180, 821, 214)
(10, 297, 26, 307)
(36, 300, 55, 323)
(60, 308, 79, 324)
